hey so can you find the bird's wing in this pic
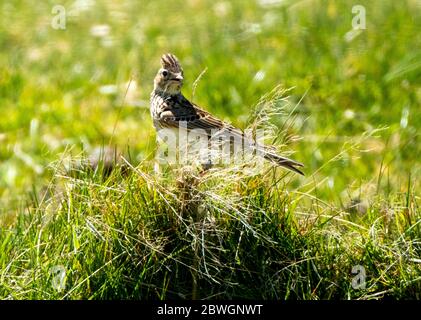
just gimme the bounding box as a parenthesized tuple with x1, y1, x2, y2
(158, 95, 241, 134)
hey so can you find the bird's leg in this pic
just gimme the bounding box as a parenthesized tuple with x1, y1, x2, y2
(199, 137, 213, 174)
(153, 160, 161, 175)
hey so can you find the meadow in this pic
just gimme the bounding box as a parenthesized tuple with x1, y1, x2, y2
(0, 0, 420, 299)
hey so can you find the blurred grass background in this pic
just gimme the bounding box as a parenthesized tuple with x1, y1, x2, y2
(1, 0, 419, 213)
(0, 0, 420, 299)
(1, 0, 420, 205)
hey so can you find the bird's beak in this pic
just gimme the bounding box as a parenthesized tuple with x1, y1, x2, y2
(173, 74, 183, 82)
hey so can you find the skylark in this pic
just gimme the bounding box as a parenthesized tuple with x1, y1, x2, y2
(150, 53, 304, 175)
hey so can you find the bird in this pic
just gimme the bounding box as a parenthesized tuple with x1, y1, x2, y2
(150, 53, 304, 175)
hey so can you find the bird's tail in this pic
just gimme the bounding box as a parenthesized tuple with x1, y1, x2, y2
(213, 129, 305, 175)
(254, 145, 304, 175)
(263, 152, 304, 175)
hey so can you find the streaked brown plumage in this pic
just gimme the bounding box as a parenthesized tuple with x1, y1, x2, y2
(150, 53, 304, 175)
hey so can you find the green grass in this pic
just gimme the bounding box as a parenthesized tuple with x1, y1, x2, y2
(0, 0, 420, 299)
(0, 153, 419, 299)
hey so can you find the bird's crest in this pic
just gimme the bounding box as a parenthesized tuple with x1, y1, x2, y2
(161, 53, 183, 73)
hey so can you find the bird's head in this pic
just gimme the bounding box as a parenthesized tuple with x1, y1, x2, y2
(154, 53, 184, 95)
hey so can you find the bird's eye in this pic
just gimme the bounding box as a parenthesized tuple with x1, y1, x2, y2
(162, 70, 168, 77)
